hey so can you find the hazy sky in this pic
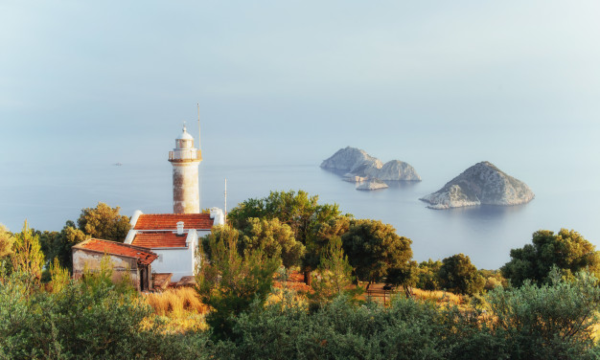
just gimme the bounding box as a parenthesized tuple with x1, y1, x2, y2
(1, 0, 599, 169)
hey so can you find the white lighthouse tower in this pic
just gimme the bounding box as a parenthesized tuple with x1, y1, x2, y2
(168, 124, 202, 214)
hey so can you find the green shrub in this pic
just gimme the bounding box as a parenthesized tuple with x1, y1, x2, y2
(486, 267, 600, 360)
(196, 226, 280, 341)
(438, 253, 485, 295)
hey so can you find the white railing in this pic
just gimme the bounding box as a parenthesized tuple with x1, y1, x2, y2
(169, 150, 202, 161)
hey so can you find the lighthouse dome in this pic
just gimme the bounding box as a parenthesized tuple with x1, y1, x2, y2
(177, 126, 194, 141)
(174, 124, 195, 150)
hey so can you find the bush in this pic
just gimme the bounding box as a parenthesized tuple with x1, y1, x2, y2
(0, 270, 150, 359)
(438, 253, 485, 295)
(486, 267, 600, 359)
(501, 229, 600, 287)
(196, 226, 280, 340)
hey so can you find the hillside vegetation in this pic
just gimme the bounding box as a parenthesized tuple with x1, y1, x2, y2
(2, 194, 600, 359)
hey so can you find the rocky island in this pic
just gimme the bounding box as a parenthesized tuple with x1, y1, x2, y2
(321, 147, 421, 190)
(420, 161, 534, 209)
(356, 179, 389, 191)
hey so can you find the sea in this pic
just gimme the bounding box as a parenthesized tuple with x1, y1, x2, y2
(1, 151, 599, 270)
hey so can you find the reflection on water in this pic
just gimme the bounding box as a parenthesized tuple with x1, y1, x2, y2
(440, 203, 528, 220)
(383, 181, 422, 190)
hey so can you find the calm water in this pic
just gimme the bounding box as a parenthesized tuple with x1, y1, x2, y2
(1, 157, 599, 270)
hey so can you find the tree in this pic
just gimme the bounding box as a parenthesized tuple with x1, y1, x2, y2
(386, 260, 419, 296)
(417, 259, 443, 291)
(228, 190, 342, 283)
(438, 253, 485, 295)
(310, 237, 355, 304)
(37, 221, 88, 272)
(479, 269, 507, 291)
(200, 224, 237, 261)
(76, 202, 131, 242)
(304, 216, 352, 276)
(501, 229, 600, 287)
(196, 225, 280, 340)
(341, 219, 413, 286)
(239, 218, 305, 268)
(11, 221, 45, 286)
(0, 224, 14, 260)
(228, 190, 341, 243)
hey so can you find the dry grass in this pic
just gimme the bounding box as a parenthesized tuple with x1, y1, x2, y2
(142, 312, 209, 334)
(143, 287, 209, 316)
(142, 287, 209, 334)
(411, 288, 465, 307)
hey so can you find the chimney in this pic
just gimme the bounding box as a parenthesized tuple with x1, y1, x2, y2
(176, 221, 184, 235)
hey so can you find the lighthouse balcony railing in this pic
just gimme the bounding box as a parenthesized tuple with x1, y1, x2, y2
(169, 150, 202, 161)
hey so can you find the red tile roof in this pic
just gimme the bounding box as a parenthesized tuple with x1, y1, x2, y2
(75, 239, 158, 266)
(134, 213, 214, 230)
(131, 232, 188, 248)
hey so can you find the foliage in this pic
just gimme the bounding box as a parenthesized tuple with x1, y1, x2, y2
(200, 224, 238, 261)
(341, 219, 413, 285)
(196, 226, 280, 340)
(47, 258, 70, 294)
(77, 202, 131, 242)
(224, 294, 497, 360)
(304, 216, 352, 276)
(228, 190, 342, 280)
(417, 259, 443, 290)
(501, 229, 600, 287)
(310, 237, 356, 305)
(479, 268, 507, 291)
(239, 217, 305, 268)
(228, 190, 341, 242)
(0, 268, 148, 359)
(0, 262, 216, 360)
(438, 253, 485, 295)
(10, 221, 45, 288)
(486, 267, 600, 359)
(38, 222, 89, 272)
(0, 224, 14, 260)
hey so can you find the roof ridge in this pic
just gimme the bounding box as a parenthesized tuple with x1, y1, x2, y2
(140, 213, 211, 216)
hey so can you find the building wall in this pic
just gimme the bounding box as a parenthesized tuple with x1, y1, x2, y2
(151, 247, 193, 282)
(147, 229, 207, 282)
(172, 162, 200, 213)
(72, 249, 141, 290)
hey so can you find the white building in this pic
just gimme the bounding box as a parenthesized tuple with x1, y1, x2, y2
(124, 208, 225, 282)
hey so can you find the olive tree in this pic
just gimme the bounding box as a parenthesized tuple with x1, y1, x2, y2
(228, 190, 342, 283)
(438, 253, 485, 295)
(341, 219, 413, 286)
(239, 217, 305, 268)
(501, 229, 600, 287)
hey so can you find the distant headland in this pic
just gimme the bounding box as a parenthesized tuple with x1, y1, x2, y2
(420, 161, 534, 209)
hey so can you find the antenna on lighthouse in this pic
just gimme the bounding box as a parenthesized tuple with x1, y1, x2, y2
(197, 103, 201, 151)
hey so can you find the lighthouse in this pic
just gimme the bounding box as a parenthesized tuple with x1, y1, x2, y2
(168, 124, 202, 213)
